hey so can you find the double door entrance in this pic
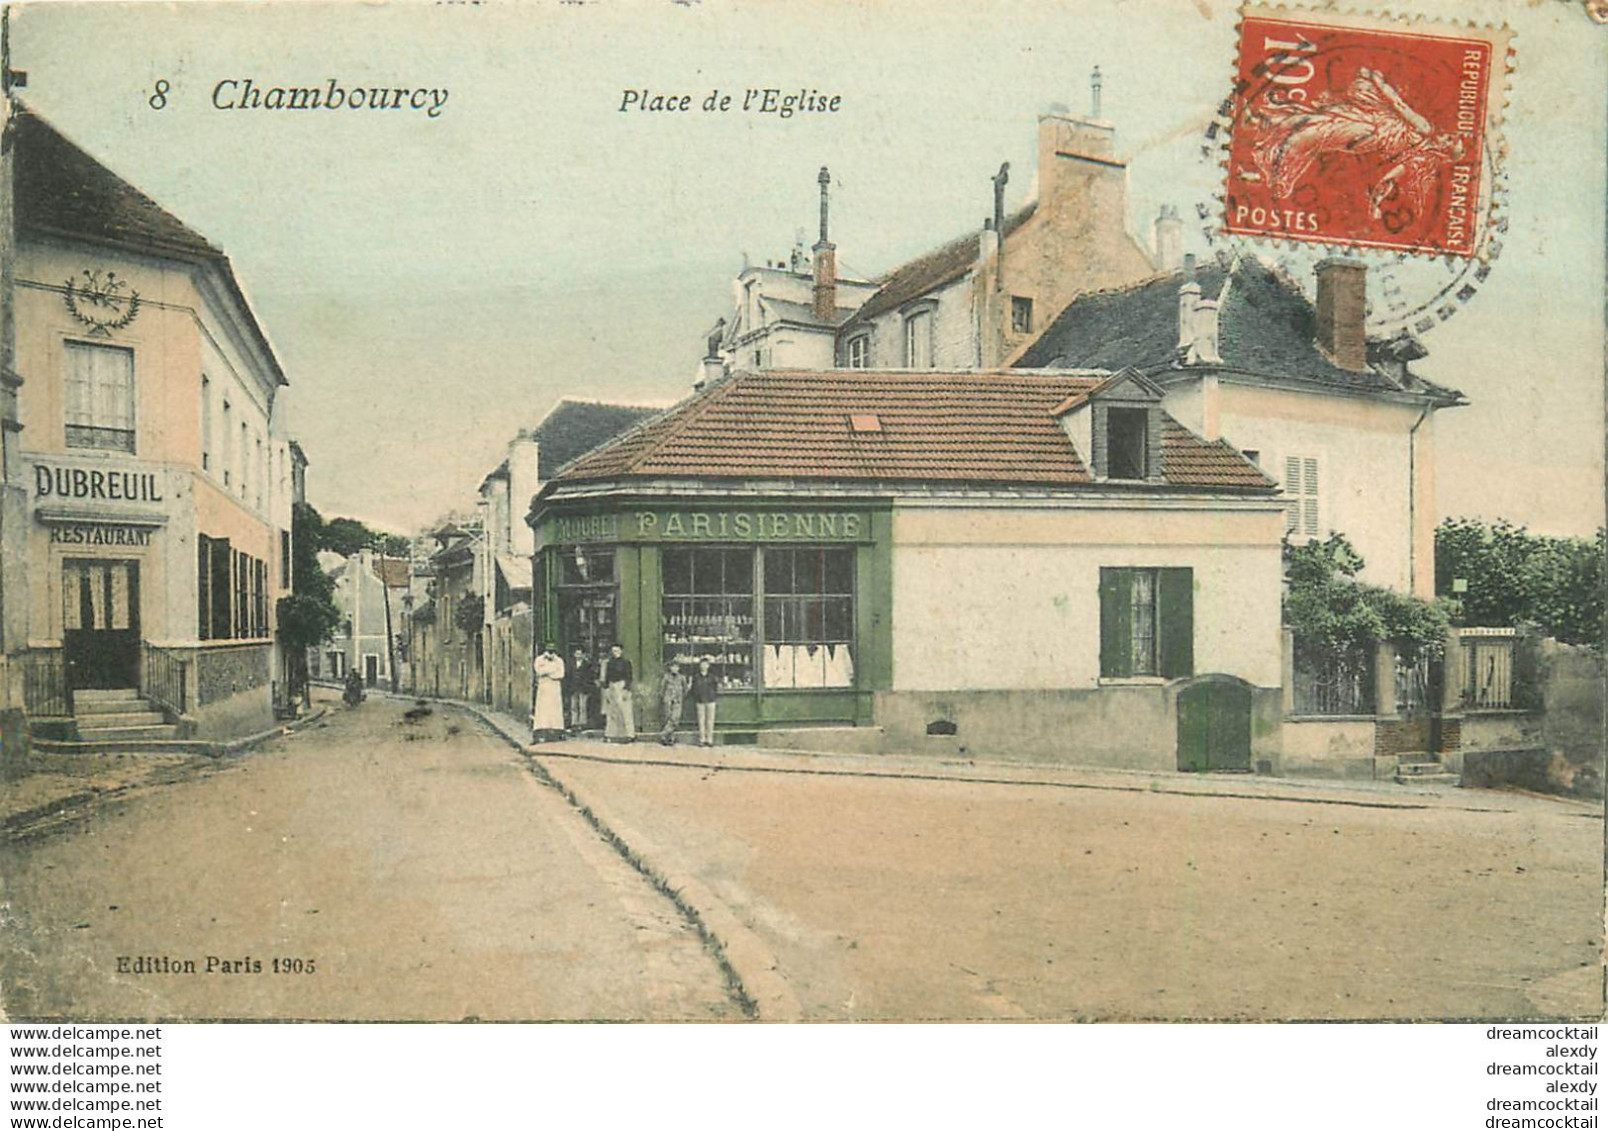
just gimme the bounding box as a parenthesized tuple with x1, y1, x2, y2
(62, 559, 141, 691)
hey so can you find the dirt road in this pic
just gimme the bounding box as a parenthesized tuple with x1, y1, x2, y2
(0, 699, 741, 1021)
(541, 750, 1604, 1021)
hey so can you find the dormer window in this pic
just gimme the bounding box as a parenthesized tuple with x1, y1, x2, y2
(845, 333, 870, 369)
(1061, 369, 1167, 483)
(903, 308, 934, 368)
(1107, 408, 1150, 480)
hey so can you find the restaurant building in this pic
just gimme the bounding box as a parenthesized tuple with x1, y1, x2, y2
(10, 109, 297, 742)
(531, 367, 1290, 772)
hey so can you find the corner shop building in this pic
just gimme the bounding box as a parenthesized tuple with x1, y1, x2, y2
(531, 367, 1289, 772)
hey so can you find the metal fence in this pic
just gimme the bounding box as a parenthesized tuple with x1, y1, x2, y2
(21, 649, 69, 717)
(1292, 645, 1375, 716)
(142, 644, 189, 718)
(1394, 650, 1434, 715)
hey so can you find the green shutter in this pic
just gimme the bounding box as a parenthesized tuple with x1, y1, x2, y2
(1099, 569, 1131, 678)
(1158, 567, 1194, 679)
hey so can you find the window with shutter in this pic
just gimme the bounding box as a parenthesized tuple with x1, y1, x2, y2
(1100, 567, 1194, 679)
(1283, 455, 1320, 537)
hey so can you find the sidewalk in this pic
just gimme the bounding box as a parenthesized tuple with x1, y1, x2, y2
(421, 690, 1566, 815)
(2, 704, 330, 837)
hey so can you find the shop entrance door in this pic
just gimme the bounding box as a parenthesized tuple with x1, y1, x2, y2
(558, 587, 618, 664)
(62, 559, 141, 691)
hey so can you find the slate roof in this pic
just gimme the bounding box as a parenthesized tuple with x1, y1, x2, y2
(553, 369, 1274, 492)
(533, 400, 662, 479)
(13, 108, 288, 386)
(847, 204, 1037, 327)
(1014, 256, 1464, 404)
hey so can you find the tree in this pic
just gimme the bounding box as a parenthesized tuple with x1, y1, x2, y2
(1285, 533, 1451, 661)
(1435, 518, 1605, 648)
(321, 516, 381, 558)
(276, 502, 342, 703)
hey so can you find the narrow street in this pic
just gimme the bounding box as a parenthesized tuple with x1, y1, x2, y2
(0, 697, 742, 1021)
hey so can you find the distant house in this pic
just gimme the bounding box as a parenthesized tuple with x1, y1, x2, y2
(530, 367, 1286, 772)
(709, 86, 1161, 377)
(320, 550, 409, 687)
(407, 400, 660, 711)
(1017, 254, 1466, 599)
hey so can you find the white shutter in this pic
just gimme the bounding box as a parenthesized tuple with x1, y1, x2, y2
(1283, 456, 1301, 533)
(1302, 457, 1320, 536)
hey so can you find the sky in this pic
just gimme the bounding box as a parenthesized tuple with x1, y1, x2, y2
(11, 0, 1605, 537)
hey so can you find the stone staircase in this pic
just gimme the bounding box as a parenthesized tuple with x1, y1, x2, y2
(72, 688, 181, 744)
(1394, 755, 1460, 786)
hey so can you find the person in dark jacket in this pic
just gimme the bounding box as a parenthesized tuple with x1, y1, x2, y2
(690, 656, 720, 747)
(601, 644, 635, 743)
(566, 647, 595, 732)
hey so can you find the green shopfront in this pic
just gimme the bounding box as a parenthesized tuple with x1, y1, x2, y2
(532, 500, 893, 734)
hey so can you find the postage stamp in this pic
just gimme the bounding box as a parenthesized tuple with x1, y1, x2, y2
(1224, 6, 1513, 257)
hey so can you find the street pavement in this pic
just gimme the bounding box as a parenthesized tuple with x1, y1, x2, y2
(0, 693, 741, 1021)
(2, 691, 1601, 1022)
(513, 722, 1604, 1022)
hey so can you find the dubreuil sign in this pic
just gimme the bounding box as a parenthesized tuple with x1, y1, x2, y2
(34, 463, 164, 504)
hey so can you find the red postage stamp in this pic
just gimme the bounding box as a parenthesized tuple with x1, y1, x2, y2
(1224, 7, 1511, 258)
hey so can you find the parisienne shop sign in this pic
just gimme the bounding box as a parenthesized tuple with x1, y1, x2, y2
(549, 509, 872, 544)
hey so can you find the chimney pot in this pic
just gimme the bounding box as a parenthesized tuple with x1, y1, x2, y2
(1315, 258, 1368, 372)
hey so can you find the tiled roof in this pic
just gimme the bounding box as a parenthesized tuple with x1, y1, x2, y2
(848, 204, 1037, 326)
(370, 558, 412, 588)
(1014, 255, 1464, 404)
(554, 369, 1274, 492)
(533, 400, 662, 479)
(14, 109, 220, 259)
(14, 108, 288, 386)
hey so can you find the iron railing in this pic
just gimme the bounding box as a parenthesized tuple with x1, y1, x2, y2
(1394, 651, 1434, 715)
(142, 644, 188, 718)
(21, 649, 70, 716)
(1292, 645, 1375, 716)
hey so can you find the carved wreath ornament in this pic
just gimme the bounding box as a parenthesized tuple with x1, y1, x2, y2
(64, 269, 141, 336)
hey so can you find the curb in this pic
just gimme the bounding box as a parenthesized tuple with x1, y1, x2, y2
(215, 706, 331, 757)
(438, 697, 794, 1021)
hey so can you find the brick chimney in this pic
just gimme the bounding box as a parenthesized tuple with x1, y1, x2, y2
(1315, 258, 1368, 372)
(812, 166, 836, 323)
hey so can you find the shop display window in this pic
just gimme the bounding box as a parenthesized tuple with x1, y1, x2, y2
(661, 548, 755, 690)
(763, 546, 855, 688)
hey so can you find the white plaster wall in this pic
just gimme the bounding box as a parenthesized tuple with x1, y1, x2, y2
(858, 276, 977, 370)
(890, 537, 1283, 691)
(1217, 388, 1421, 593)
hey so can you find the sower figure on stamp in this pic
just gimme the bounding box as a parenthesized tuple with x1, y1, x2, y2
(691, 656, 720, 748)
(531, 643, 566, 743)
(601, 643, 635, 743)
(658, 659, 690, 746)
(566, 646, 594, 733)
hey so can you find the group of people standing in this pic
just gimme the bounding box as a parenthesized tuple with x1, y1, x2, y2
(531, 644, 720, 748)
